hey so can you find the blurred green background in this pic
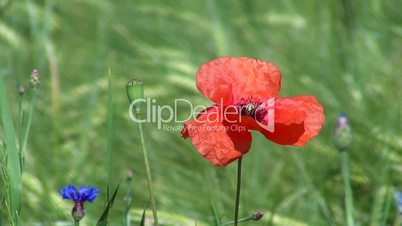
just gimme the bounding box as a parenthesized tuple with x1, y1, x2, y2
(1, 0, 401, 225)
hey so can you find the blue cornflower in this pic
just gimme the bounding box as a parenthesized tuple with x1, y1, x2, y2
(59, 184, 98, 203)
(59, 185, 99, 222)
(395, 192, 402, 215)
(336, 113, 348, 128)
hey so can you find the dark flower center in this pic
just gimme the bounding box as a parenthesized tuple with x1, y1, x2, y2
(237, 97, 267, 123)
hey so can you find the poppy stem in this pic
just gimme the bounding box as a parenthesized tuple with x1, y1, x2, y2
(135, 110, 159, 226)
(74, 220, 80, 226)
(234, 157, 243, 226)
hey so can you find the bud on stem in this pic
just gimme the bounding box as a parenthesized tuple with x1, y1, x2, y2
(251, 211, 264, 221)
(72, 202, 85, 222)
(29, 69, 40, 88)
(126, 79, 144, 112)
(18, 85, 25, 95)
(333, 113, 352, 152)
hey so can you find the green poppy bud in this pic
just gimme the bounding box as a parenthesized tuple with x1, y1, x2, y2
(126, 79, 144, 111)
(333, 113, 352, 151)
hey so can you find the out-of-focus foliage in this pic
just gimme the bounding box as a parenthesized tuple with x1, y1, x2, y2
(0, 0, 401, 225)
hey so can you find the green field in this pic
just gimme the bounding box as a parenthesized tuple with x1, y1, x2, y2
(1, 0, 401, 225)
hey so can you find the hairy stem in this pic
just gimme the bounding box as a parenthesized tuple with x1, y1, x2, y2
(341, 151, 355, 226)
(234, 157, 243, 226)
(135, 109, 158, 225)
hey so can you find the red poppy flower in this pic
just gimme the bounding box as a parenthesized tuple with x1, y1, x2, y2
(182, 57, 325, 166)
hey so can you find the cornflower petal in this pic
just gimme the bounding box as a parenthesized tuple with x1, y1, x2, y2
(59, 185, 99, 203)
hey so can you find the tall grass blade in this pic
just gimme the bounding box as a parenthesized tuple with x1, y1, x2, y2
(291, 152, 334, 225)
(140, 208, 146, 226)
(105, 185, 110, 207)
(0, 76, 22, 223)
(107, 68, 114, 198)
(210, 201, 221, 226)
(96, 184, 120, 226)
(1, 139, 6, 226)
(380, 187, 392, 226)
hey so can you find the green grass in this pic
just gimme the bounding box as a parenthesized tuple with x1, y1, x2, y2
(0, 75, 22, 225)
(0, 0, 401, 225)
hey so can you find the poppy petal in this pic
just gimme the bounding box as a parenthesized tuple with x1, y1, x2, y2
(260, 96, 325, 145)
(182, 106, 252, 166)
(196, 57, 281, 105)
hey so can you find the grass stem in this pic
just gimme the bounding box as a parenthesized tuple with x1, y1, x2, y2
(211, 201, 221, 226)
(0, 76, 22, 224)
(107, 69, 113, 198)
(21, 88, 37, 171)
(17, 92, 24, 169)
